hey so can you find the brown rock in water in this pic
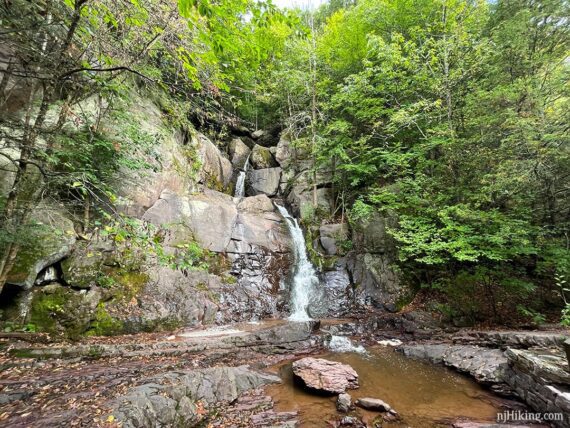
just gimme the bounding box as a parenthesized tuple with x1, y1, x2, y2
(292, 357, 358, 394)
(355, 397, 392, 412)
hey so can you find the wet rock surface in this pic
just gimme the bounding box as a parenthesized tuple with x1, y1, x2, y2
(400, 344, 512, 394)
(292, 357, 359, 394)
(336, 392, 352, 413)
(354, 397, 392, 412)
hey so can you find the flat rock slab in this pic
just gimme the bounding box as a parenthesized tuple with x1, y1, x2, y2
(292, 357, 358, 394)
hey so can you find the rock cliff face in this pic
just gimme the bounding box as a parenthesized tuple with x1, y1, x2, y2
(0, 91, 407, 336)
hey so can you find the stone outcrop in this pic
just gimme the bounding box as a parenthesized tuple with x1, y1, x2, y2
(321, 263, 354, 318)
(452, 331, 568, 349)
(228, 137, 251, 168)
(246, 167, 282, 197)
(6, 204, 76, 289)
(286, 174, 332, 218)
(250, 144, 278, 169)
(292, 357, 359, 394)
(143, 189, 289, 254)
(142, 189, 291, 322)
(195, 133, 233, 189)
(346, 253, 402, 312)
(319, 223, 348, 256)
(112, 265, 219, 332)
(504, 348, 570, 428)
(400, 344, 512, 394)
(345, 211, 405, 312)
(113, 366, 280, 428)
(27, 283, 101, 337)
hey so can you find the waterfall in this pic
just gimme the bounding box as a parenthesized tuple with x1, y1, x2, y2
(275, 204, 319, 321)
(234, 153, 251, 198)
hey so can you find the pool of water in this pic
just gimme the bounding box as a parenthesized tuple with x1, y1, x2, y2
(267, 346, 506, 427)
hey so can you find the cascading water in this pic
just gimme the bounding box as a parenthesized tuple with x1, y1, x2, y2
(327, 335, 366, 353)
(234, 153, 251, 198)
(275, 204, 319, 321)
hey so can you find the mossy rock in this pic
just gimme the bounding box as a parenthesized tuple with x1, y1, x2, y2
(29, 284, 101, 338)
(109, 269, 149, 301)
(7, 206, 76, 288)
(250, 145, 277, 169)
(60, 239, 118, 289)
(86, 303, 124, 336)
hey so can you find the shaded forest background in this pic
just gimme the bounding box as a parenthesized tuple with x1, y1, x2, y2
(1, 0, 569, 326)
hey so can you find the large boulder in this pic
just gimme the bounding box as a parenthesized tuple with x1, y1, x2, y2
(194, 133, 233, 190)
(251, 125, 281, 147)
(275, 135, 294, 168)
(292, 357, 359, 394)
(228, 138, 251, 169)
(143, 189, 289, 255)
(250, 144, 278, 169)
(246, 168, 282, 197)
(286, 181, 333, 218)
(61, 237, 118, 289)
(6, 204, 76, 289)
(28, 283, 101, 337)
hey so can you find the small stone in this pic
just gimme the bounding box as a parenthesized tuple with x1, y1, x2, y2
(337, 393, 352, 413)
(166, 335, 176, 341)
(355, 397, 392, 412)
(252, 129, 265, 139)
(338, 416, 365, 427)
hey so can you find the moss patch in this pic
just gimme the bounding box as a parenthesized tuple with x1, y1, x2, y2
(110, 270, 149, 301)
(87, 303, 124, 336)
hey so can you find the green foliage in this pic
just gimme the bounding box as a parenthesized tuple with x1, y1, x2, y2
(517, 305, 546, 326)
(246, 0, 570, 323)
(561, 304, 570, 327)
(158, 242, 210, 271)
(100, 216, 210, 273)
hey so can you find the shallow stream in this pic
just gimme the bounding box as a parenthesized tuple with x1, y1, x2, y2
(268, 346, 505, 427)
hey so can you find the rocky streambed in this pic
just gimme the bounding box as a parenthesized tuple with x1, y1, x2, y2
(1, 318, 568, 427)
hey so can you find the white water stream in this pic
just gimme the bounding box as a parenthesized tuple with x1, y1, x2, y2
(234, 153, 251, 198)
(275, 204, 319, 321)
(327, 335, 366, 353)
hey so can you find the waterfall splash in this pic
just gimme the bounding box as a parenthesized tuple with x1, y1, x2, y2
(234, 153, 251, 198)
(327, 335, 366, 353)
(275, 204, 319, 321)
